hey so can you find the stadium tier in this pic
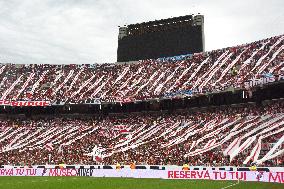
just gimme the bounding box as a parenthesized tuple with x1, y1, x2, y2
(0, 99, 283, 167)
(0, 34, 283, 104)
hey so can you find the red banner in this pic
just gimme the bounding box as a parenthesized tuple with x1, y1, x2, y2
(0, 100, 50, 107)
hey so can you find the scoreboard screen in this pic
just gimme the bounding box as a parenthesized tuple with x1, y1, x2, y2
(117, 15, 204, 62)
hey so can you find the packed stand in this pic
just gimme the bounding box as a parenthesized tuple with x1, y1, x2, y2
(0, 100, 283, 167)
(0, 35, 283, 103)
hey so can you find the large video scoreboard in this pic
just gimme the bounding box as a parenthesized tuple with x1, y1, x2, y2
(117, 14, 204, 62)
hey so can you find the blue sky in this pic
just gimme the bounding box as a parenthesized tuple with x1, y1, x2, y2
(0, 0, 283, 64)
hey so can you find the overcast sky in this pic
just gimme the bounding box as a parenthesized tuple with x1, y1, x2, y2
(0, 0, 283, 64)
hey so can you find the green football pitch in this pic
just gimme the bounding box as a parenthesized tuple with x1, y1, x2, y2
(0, 177, 283, 189)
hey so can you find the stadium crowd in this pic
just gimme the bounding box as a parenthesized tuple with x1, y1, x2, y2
(0, 35, 283, 103)
(0, 100, 283, 167)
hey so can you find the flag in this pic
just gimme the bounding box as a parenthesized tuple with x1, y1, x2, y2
(95, 156, 102, 162)
(114, 125, 132, 134)
(26, 90, 33, 99)
(45, 143, 54, 151)
(58, 143, 65, 154)
(84, 145, 105, 162)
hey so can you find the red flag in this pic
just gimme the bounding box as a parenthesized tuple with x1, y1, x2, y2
(45, 143, 54, 151)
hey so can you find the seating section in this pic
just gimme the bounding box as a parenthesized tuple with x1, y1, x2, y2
(0, 100, 283, 166)
(0, 35, 283, 103)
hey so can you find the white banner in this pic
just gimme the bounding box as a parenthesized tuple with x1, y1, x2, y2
(244, 75, 284, 88)
(0, 168, 44, 176)
(0, 168, 283, 183)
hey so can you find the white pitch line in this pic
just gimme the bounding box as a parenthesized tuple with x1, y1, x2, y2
(220, 180, 240, 189)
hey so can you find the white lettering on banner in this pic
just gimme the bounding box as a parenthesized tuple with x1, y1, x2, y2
(0, 100, 50, 107)
(244, 75, 284, 88)
(0, 168, 283, 183)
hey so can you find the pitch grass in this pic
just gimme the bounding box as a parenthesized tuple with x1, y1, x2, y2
(0, 177, 283, 189)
